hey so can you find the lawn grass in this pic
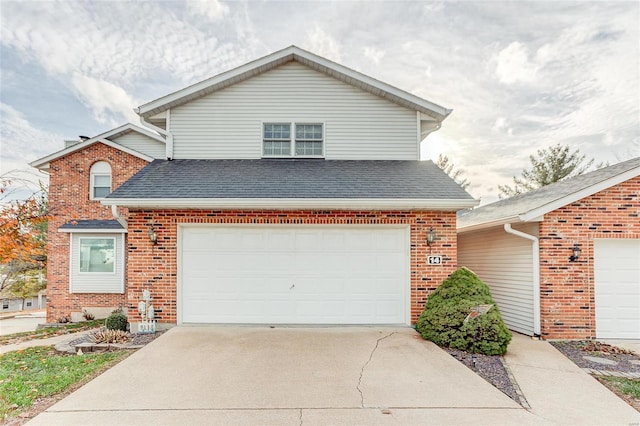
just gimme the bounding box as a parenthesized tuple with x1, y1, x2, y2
(600, 376, 640, 399)
(0, 320, 104, 345)
(0, 346, 130, 421)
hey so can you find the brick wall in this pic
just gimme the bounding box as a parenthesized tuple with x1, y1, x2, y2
(46, 143, 148, 322)
(125, 210, 458, 324)
(539, 176, 640, 339)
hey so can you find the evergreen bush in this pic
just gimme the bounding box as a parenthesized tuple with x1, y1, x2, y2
(416, 267, 512, 355)
(105, 312, 128, 331)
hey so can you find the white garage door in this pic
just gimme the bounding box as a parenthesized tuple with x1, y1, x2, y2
(594, 239, 640, 339)
(179, 225, 409, 324)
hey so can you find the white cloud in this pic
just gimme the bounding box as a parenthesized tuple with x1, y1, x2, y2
(363, 46, 385, 64)
(493, 42, 539, 84)
(71, 74, 139, 126)
(304, 25, 342, 62)
(187, 0, 230, 21)
(0, 103, 61, 195)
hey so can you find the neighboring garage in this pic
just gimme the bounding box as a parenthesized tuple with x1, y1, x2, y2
(594, 238, 640, 339)
(179, 225, 410, 325)
(458, 157, 640, 339)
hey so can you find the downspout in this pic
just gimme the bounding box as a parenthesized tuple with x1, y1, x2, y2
(504, 223, 541, 336)
(138, 110, 174, 160)
(111, 205, 127, 230)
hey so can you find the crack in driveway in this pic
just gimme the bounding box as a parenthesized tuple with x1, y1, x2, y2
(356, 331, 397, 408)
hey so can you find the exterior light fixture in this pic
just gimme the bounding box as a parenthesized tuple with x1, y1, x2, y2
(426, 227, 436, 246)
(148, 224, 158, 246)
(569, 244, 581, 262)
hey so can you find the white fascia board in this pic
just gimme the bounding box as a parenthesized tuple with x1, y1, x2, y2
(457, 216, 522, 233)
(58, 228, 127, 234)
(30, 138, 154, 170)
(519, 166, 640, 222)
(101, 197, 479, 211)
(136, 45, 450, 120)
(95, 123, 165, 144)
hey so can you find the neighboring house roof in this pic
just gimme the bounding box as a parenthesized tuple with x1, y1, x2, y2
(102, 159, 478, 210)
(58, 220, 127, 233)
(30, 123, 164, 170)
(135, 45, 451, 122)
(458, 157, 640, 232)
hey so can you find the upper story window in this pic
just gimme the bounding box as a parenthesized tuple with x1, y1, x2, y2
(90, 161, 111, 199)
(263, 123, 323, 158)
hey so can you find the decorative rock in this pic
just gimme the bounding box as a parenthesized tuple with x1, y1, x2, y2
(582, 356, 618, 366)
(75, 342, 95, 353)
(94, 343, 111, 351)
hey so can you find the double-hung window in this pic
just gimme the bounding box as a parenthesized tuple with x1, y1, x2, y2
(263, 123, 323, 157)
(90, 161, 112, 199)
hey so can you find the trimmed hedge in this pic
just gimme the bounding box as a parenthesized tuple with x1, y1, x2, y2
(416, 267, 512, 355)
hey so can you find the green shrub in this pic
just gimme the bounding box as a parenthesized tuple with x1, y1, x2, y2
(416, 267, 512, 355)
(105, 312, 128, 331)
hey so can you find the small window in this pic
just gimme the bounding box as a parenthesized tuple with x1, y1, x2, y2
(263, 123, 291, 156)
(2, 303, 8, 310)
(263, 123, 323, 157)
(79, 237, 115, 273)
(26, 301, 32, 307)
(295, 124, 323, 156)
(90, 161, 112, 199)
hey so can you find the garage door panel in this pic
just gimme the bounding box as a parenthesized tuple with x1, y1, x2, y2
(180, 226, 408, 324)
(594, 239, 640, 339)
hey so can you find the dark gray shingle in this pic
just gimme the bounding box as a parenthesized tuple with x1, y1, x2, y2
(107, 159, 474, 200)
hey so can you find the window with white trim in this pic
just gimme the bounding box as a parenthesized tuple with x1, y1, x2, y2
(90, 161, 112, 199)
(79, 237, 115, 273)
(263, 123, 323, 157)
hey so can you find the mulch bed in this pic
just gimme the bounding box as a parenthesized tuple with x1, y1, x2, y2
(550, 341, 640, 373)
(444, 348, 519, 403)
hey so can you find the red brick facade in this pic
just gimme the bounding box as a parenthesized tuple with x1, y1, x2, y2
(124, 210, 458, 324)
(46, 143, 148, 322)
(539, 176, 640, 339)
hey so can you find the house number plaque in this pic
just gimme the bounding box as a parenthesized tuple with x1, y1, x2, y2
(427, 255, 442, 265)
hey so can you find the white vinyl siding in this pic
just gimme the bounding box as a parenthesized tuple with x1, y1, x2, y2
(110, 132, 166, 158)
(70, 233, 125, 293)
(458, 223, 538, 335)
(170, 62, 418, 160)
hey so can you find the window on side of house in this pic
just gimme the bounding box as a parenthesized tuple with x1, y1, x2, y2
(263, 123, 291, 156)
(262, 123, 324, 158)
(26, 301, 32, 307)
(2, 303, 8, 310)
(79, 237, 115, 273)
(90, 161, 112, 200)
(295, 124, 323, 156)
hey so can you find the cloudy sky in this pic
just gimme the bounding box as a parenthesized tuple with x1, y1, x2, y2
(1, 0, 638, 204)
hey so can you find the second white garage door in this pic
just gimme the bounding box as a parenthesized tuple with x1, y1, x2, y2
(594, 239, 640, 339)
(179, 225, 409, 324)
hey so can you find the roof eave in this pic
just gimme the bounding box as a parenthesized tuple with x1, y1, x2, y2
(101, 197, 479, 211)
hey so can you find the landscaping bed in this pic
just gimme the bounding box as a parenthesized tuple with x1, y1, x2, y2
(550, 340, 640, 412)
(0, 320, 104, 346)
(444, 348, 520, 404)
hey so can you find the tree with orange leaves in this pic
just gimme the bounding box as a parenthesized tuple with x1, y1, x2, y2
(0, 176, 48, 295)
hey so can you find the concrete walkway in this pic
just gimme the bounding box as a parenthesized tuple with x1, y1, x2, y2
(504, 333, 640, 425)
(20, 328, 640, 425)
(0, 331, 93, 355)
(0, 310, 46, 335)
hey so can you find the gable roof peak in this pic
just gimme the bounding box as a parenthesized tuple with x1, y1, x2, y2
(135, 46, 451, 121)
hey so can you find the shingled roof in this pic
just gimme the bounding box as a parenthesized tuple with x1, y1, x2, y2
(103, 159, 477, 210)
(458, 157, 640, 231)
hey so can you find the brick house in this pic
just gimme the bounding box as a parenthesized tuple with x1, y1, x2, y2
(31, 46, 477, 329)
(457, 158, 640, 340)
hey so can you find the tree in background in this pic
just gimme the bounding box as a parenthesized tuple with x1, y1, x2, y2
(436, 154, 470, 189)
(498, 144, 602, 198)
(0, 176, 48, 299)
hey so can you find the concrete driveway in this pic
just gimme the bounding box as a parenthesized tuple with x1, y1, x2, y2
(0, 311, 46, 335)
(29, 326, 540, 425)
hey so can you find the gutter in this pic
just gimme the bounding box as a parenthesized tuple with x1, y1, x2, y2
(504, 224, 540, 335)
(138, 111, 174, 160)
(101, 197, 480, 211)
(111, 205, 128, 230)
